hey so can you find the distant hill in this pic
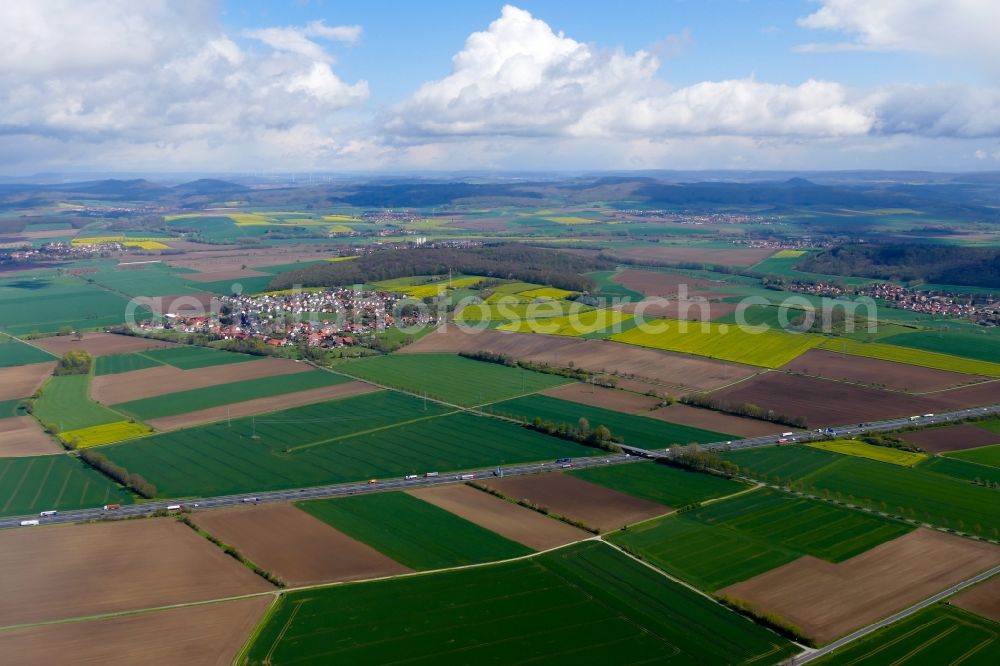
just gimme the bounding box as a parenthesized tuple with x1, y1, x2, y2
(172, 179, 248, 195)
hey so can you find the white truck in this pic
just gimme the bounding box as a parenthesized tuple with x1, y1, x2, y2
(20, 519, 39, 527)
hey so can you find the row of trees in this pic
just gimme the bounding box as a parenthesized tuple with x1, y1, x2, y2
(681, 393, 808, 428)
(459, 350, 619, 387)
(523, 415, 622, 453)
(78, 449, 157, 498)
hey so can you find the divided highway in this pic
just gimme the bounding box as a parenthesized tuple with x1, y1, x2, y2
(3, 403, 999, 530)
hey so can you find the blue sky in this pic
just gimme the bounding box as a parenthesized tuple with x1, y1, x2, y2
(1, 1, 999, 173)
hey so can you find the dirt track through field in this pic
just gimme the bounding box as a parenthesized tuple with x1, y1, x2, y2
(407, 485, 590, 550)
(783, 349, 985, 392)
(403, 327, 757, 395)
(146, 381, 379, 431)
(0, 361, 55, 400)
(480, 473, 667, 532)
(91, 357, 310, 404)
(0, 596, 272, 666)
(541, 383, 661, 413)
(0, 416, 62, 456)
(719, 529, 1000, 645)
(192, 503, 410, 586)
(647, 404, 788, 437)
(951, 576, 1000, 623)
(32, 333, 174, 357)
(901, 424, 1000, 453)
(0, 519, 272, 627)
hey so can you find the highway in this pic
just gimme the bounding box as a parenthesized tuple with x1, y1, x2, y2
(3, 402, 998, 530)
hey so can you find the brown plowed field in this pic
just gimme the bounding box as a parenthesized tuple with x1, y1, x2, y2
(407, 485, 590, 550)
(0, 596, 273, 666)
(403, 327, 757, 394)
(184, 268, 269, 283)
(0, 361, 55, 400)
(33, 333, 174, 357)
(164, 246, 336, 273)
(782, 349, 985, 392)
(541, 383, 661, 414)
(900, 424, 1000, 453)
(610, 269, 732, 300)
(713, 372, 934, 427)
(147, 381, 379, 431)
(91, 357, 309, 404)
(147, 292, 217, 316)
(719, 529, 1000, 645)
(647, 404, 788, 437)
(951, 576, 1000, 622)
(480, 473, 667, 532)
(0, 519, 272, 626)
(192, 503, 410, 586)
(0, 416, 62, 456)
(608, 246, 776, 267)
(616, 299, 740, 322)
(922, 380, 1000, 411)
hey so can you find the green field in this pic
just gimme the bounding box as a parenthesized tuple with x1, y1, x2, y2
(817, 337, 1000, 376)
(242, 541, 796, 665)
(0, 454, 134, 517)
(610, 319, 822, 368)
(487, 394, 730, 449)
(0, 400, 25, 418)
(808, 439, 927, 467)
(728, 446, 1000, 535)
(94, 352, 164, 375)
(0, 336, 55, 367)
(586, 270, 644, 301)
(140, 345, 260, 370)
(103, 392, 594, 497)
(946, 443, 1000, 469)
(570, 461, 746, 506)
(610, 487, 911, 590)
(882, 329, 1000, 364)
(32, 375, 125, 431)
(811, 605, 1000, 665)
(85, 263, 204, 298)
(0, 275, 145, 335)
(113, 370, 350, 420)
(337, 353, 571, 405)
(920, 456, 1000, 485)
(298, 492, 532, 569)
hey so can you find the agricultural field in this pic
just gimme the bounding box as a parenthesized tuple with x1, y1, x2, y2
(882, 329, 1000, 364)
(497, 308, 632, 336)
(337, 353, 571, 405)
(782, 348, 984, 392)
(570, 460, 746, 506)
(811, 605, 1000, 665)
(242, 541, 797, 666)
(808, 439, 927, 467)
(0, 415, 59, 456)
(952, 576, 1000, 623)
(486, 393, 730, 449)
(0, 360, 56, 400)
(140, 345, 260, 370)
(901, 424, 1000, 453)
(648, 403, 790, 437)
(817, 337, 1000, 376)
(103, 395, 593, 497)
(0, 454, 134, 517)
(0, 274, 146, 335)
(920, 456, 1000, 485)
(32, 375, 125, 431)
(0, 335, 56, 367)
(84, 262, 204, 297)
(31, 331, 173, 357)
(454, 299, 587, 323)
(946, 443, 1000, 469)
(112, 370, 350, 420)
(724, 445, 844, 481)
(297, 492, 532, 569)
(610, 487, 910, 591)
(56, 420, 152, 448)
(610, 318, 822, 368)
(94, 352, 164, 375)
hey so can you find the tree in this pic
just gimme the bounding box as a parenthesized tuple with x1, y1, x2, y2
(54, 349, 92, 376)
(577, 417, 590, 437)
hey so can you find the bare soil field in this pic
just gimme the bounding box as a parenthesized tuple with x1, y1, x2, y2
(541, 383, 661, 414)
(147, 292, 217, 316)
(91, 357, 309, 404)
(923, 380, 1000, 411)
(0, 519, 272, 627)
(147, 381, 379, 431)
(719, 529, 1000, 645)
(782, 349, 985, 392)
(0, 361, 55, 400)
(184, 269, 269, 283)
(616, 299, 740, 322)
(33, 333, 173, 357)
(0, 596, 272, 666)
(951, 576, 1000, 623)
(900, 424, 1000, 454)
(408, 484, 591, 550)
(608, 246, 776, 267)
(403, 327, 758, 395)
(611, 269, 732, 299)
(0, 416, 62, 456)
(192, 503, 409, 586)
(480, 472, 667, 532)
(647, 404, 788, 437)
(19, 228, 81, 240)
(164, 246, 337, 274)
(713, 372, 934, 427)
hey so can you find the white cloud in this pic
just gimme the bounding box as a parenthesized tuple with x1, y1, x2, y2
(0, 2, 367, 171)
(244, 20, 362, 63)
(796, 0, 1000, 65)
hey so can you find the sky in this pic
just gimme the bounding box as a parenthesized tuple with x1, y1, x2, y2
(2, 0, 1000, 175)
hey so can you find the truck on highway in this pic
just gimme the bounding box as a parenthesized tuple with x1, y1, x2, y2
(424, 472, 439, 478)
(166, 504, 182, 511)
(781, 432, 794, 437)
(242, 497, 259, 503)
(457, 473, 475, 480)
(103, 504, 121, 511)
(404, 474, 418, 480)
(909, 415, 921, 421)
(19, 519, 39, 527)
(39, 510, 57, 517)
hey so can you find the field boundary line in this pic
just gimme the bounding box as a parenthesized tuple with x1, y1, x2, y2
(621, 481, 765, 531)
(233, 595, 281, 666)
(284, 410, 457, 453)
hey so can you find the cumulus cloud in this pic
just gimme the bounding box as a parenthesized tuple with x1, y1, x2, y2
(795, 0, 1000, 64)
(0, 1, 367, 171)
